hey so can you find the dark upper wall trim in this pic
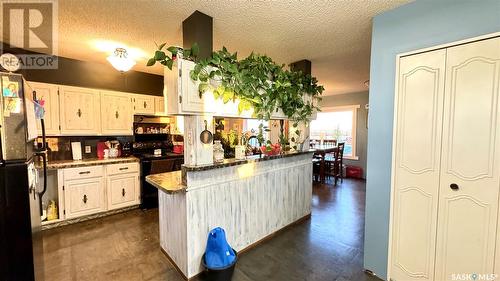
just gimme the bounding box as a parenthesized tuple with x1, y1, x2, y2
(1, 43, 163, 96)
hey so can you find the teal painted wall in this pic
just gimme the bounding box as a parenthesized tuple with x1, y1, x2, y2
(364, 0, 500, 279)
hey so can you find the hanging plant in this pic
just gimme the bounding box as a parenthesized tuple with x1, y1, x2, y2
(146, 42, 200, 69)
(147, 44, 323, 124)
(189, 47, 323, 123)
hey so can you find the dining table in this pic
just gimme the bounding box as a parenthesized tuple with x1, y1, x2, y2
(312, 145, 339, 183)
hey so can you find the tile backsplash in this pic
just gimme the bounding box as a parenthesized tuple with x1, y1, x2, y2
(39, 136, 133, 161)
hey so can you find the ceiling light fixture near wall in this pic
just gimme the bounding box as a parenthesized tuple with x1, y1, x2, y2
(107, 48, 136, 72)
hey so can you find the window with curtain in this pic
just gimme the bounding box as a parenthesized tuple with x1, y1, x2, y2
(310, 105, 359, 159)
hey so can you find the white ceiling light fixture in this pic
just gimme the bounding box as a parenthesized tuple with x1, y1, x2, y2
(107, 47, 136, 72)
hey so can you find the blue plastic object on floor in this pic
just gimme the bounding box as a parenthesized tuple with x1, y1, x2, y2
(204, 227, 236, 269)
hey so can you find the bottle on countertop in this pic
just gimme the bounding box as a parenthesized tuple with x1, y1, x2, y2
(213, 140, 224, 163)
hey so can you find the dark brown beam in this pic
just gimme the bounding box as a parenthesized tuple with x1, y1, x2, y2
(182, 10, 213, 60)
(290, 59, 311, 75)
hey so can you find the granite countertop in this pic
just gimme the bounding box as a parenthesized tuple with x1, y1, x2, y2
(43, 156, 139, 169)
(182, 150, 314, 172)
(146, 171, 186, 194)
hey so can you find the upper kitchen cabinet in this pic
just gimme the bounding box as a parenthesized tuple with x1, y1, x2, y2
(155, 96, 166, 115)
(59, 86, 101, 135)
(30, 81, 60, 135)
(100, 91, 133, 135)
(165, 59, 282, 118)
(132, 94, 155, 115)
(164, 59, 216, 115)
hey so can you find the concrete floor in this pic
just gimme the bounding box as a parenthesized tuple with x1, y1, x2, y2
(39, 179, 381, 281)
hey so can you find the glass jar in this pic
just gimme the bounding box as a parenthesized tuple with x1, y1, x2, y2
(213, 140, 224, 163)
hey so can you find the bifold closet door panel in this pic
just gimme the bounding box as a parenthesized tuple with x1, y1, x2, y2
(435, 37, 500, 281)
(390, 49, 446, 281)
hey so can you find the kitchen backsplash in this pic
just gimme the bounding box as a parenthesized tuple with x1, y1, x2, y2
(38, 136, 133, 161)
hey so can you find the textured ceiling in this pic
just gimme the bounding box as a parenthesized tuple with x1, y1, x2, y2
(56, 0, 410, 96)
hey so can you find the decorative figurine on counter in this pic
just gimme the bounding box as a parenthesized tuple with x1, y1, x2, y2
(213, 140, 224, 163)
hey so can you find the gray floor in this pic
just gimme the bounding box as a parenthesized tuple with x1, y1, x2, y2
(40, 179, 381, 281)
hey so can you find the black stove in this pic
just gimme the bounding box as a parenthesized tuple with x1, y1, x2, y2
(133, 137, 184, 209)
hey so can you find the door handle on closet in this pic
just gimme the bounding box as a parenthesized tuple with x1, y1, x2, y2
(450, 183, 459, 190)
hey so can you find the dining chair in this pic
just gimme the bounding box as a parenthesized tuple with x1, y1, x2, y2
(336, 142, 345, 184)
(324, 142, 345, 185)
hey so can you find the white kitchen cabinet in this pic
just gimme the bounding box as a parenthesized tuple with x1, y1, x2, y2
(59, 163, 140, 220)
(164, 59, 216, 115)
(100, 91, 133, 135)
(155, 96, 166, 115)
(164, 59, 291, 118)
(133, 94, 155, 115)
(106, 173, 139, 210)
(59, 86, 101, 135)
(64, 176, 105, 219)
(389, 36, 500, 281)
(105, 162, 140, 210)
(30, 82, 60, 135)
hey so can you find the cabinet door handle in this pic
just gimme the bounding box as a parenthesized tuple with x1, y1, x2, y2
(143, 101, 147, 108)
(119, 167, 129, 171)
(115, 111, 119, 119)
(450, 183, 459, 190)
(79, 171, 91, 175)
(122, 188, 126, 197)
(77, 108, 82, 117)
(83, 194, 88, 204)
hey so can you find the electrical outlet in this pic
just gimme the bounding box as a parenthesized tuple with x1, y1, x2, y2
(84, 146, 91, 153)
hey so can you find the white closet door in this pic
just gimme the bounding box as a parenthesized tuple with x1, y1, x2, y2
(390, 49, 446, 281)
(435, 37, 500, 280)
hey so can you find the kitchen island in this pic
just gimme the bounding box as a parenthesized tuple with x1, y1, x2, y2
(146, 151, 314, 279)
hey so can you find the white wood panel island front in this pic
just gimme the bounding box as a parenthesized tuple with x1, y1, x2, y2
(146, 151, 313, 279)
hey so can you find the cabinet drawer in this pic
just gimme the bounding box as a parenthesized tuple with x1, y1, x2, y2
(106, 162, 139, 175)
(107, 173, 139, 210)
(64, 165, 104, 180)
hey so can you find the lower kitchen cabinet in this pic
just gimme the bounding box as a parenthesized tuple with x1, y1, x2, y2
(106, 162, 140, 210)
(58, 162, 140, 221)
(107, 173, 139, 210)
(64, 177, 105, 219)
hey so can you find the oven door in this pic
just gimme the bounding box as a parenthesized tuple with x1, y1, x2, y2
(139, 158, 183, 209)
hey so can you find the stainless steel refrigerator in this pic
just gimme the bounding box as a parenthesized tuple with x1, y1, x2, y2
(0, 72, 46, 281)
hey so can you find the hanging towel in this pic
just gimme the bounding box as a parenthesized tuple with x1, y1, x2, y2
(204, 227, 236, 269)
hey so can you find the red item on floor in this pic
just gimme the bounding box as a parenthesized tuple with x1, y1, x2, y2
(346, 165, 363, 179)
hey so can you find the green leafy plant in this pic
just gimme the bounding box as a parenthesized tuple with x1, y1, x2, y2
(256, 123, 271, 147)
(189, 47, 323, 123)
(290, 122, 303, 151)
(146, 43, 200, 70)
(148, 44, 323, 124)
